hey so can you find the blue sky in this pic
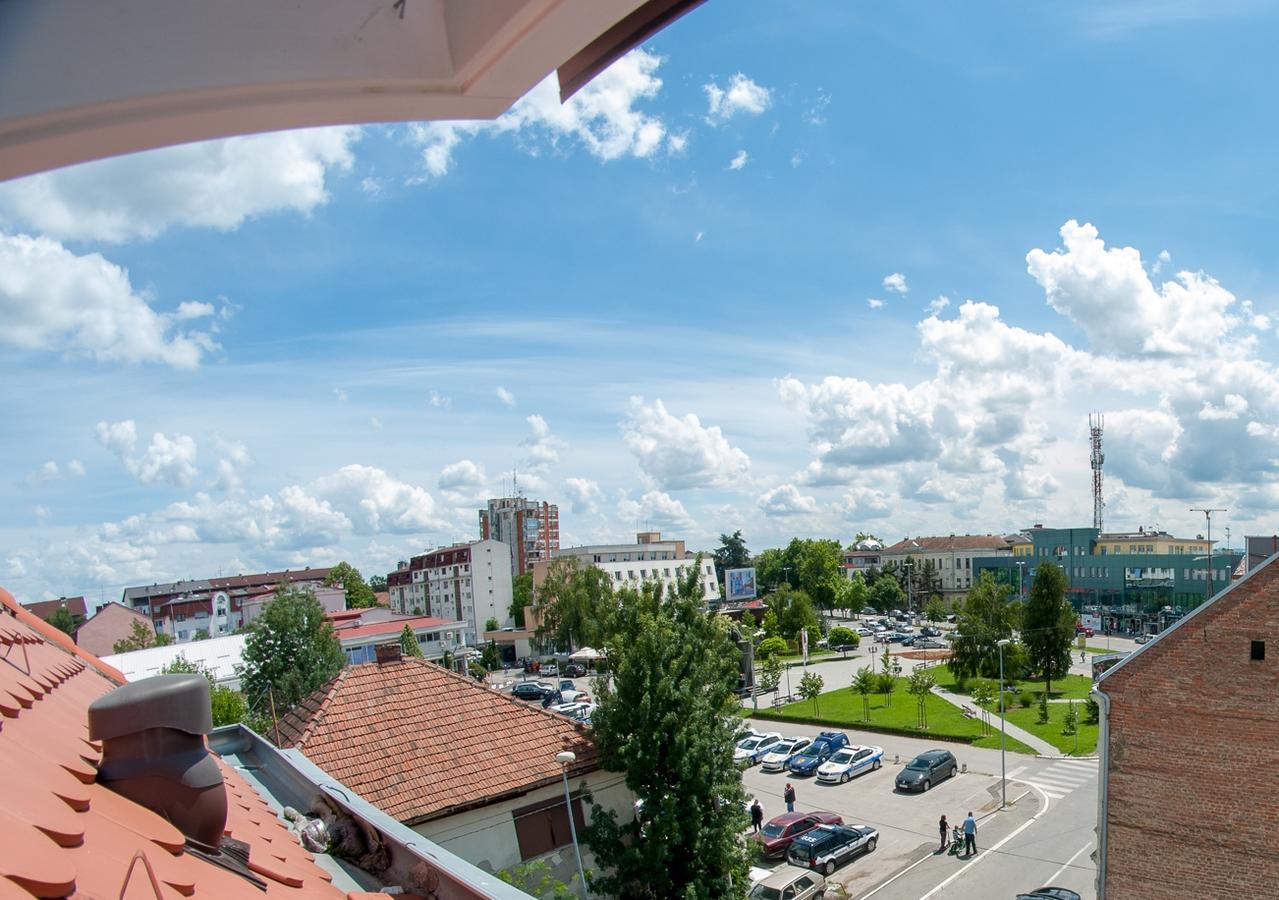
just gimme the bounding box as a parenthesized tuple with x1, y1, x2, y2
(5, 1, 1279, 606)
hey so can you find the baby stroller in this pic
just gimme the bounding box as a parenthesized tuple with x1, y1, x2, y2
(948, 825, 965, 856)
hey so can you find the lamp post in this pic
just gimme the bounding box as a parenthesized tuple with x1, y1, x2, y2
(1015, 561, 1026, 599)
(1190, 507, 1227, 603)
(903, 561, 914, 617)
(555, 750, 588, 898)
(997, 638, 1011, 809)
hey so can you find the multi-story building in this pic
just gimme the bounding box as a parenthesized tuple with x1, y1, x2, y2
(120, 567, 333, 642)
(880, 534, 1016, 602)
(479, 496, 559, 576)
(843, 539, 884, 579)
(23, 595, 88, 626)
(535, 531, 721, 604)
(386, 540, 513, 644)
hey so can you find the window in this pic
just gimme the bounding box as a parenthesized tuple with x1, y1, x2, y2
(513, 794, 585, 861)
(1252, 640, 1266, 661)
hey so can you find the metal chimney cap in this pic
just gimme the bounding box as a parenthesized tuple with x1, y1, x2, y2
(88, 674, 212, 741)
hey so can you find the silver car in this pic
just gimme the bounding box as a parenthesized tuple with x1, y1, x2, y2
(748, 866, 826, 900)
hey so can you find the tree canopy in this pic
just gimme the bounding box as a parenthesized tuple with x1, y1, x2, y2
(325, 561, 378, 609)
(509, 573, 533, 628)
(834, 571, 869, 616)
(712, 530, 751, 587)
(948, 573, 1021, 683)
(1021, 561, 1076, 694)
(534, 557, 619, 652)
(763, 587, 819, 640)
(583, 568, 750, 898)
(158, 655, 247, 726)
(868, 576, 905, 615)
(368, 574, 388, 592)
(112, 619, 172, 653)
(46, 606, 76, 635)
(399, 623, 425, 658)
(754, 539, 845, 611)
(237, 586, 345, 713)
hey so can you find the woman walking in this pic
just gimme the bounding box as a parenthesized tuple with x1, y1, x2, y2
(938, 814, 948, 852)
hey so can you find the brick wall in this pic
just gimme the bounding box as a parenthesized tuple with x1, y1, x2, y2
(1100, 557, 1279, 898)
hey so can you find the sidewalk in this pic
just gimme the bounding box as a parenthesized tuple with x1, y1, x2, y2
(929, 687, 1060, 757)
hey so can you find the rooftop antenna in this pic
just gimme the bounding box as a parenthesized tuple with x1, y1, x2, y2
(1089, 412, 1105, 532)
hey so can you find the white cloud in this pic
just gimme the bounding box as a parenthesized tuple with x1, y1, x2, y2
(790, 151, 805, 168)
(0, 127, 357, 243)
(617, 490, 694, 530)
(925, 295, 951, 315)
(728, 150, 749, 171)
(370, 417, 384, 431)
(667, 131, 689, 156)
(67, 459, 86, 478)
(521, 415, 563, 476)
(333, 388, 349, 402)
(438, 459, 487, 504)
(1152, 248, 1171, 275)
(883, 273, 909, 294)
(409, 49, 672, 178)
(96, 419, 199, 488)
(0, 234, 218, 368)
(309, 464, 442, 533)
(757, 484, 819, 517)
(833, 486, 894, 521)
(867, 298, 885, 309)
(621, 397, 751, 491)
(209, 436, 250, 493)
(427, 390, 452, 408)
(704, 73, 773, 122)
(695, 230, 704, 243)
(33, 505, 51, 523)
(564, 477, 604, 514)
(805, 89, 832, 126)
(1199, 393, 1248, 421)
(26, 459, 85, 484)
(496, 386, 516, 407)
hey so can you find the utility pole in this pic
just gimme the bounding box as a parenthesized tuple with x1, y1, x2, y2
(1190, 508, 1227, 603)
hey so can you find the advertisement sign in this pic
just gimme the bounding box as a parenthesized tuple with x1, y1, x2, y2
(725, 567, 757, 602)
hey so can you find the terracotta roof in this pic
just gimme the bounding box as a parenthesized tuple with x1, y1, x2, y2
(275, 659, 598, 825)
(22, 596, 87, 620)
(882, 535, 1014, 554)
(0, 587, 350, 899)
(330, 614, 460, 642)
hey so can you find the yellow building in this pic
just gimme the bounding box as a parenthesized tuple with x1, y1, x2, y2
(1095, 529, 1210, 556)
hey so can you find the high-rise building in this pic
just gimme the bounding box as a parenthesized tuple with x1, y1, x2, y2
(478, 496, 559, 576)
(386, 540, 513, 644)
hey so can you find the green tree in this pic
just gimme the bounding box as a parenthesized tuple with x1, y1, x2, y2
(759, 655, 784, 694)
(1037, 690, 1050, 724)
(765, 587, 819, 640)
(827, 626, 858, 650)
(481, 640, 501, 670)
(949, 573, 1020, 684)
(498, 859, 584, 900)
(868, 576, 905, 615)
(158, 655, 247, 727)
(399, 623, 424, 658)
(906, 668, 937, 729)
(46, 605, 76, 636)
(923, 596, 947, 624)
(509, 573, 533, 628)
(713, 530, 751, 587)
(837, 571, 870, 617)
(193, 629, 210, 641)
(485, 617, 500, 633)
(1022, 561, 1076, 696)
(1063, 700, 1079, 736)
(1084, 696, 1100, 725)
(753, 547, 787, 592)
(796, 539, 843, 612)
(112, 619, 168, 653)
(760, 608, 781, 638)
(325, 561, 378, 609)
(368, 574, 388, 592)
(877, 670, 896, 706)
(535, 557, 618, 652)
(798, 671, 825, 716)
(970, 678, 996, 736)
(757, 636, 788, 659)
(583, 568, 750, 899)
(851, 667, 877, 722)
(238, 586, 345, 714)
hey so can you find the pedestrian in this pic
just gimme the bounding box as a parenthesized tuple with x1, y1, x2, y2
(1080, 650, 1086, 663)
(963, 811, 977, 857)
(783, 783, 796, 813)
(938, 814, 948, 852)
(750, 799, 763, 834)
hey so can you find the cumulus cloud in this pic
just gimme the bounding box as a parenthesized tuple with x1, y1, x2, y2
(409, 49, 673, 178)
(0, 127, 358, 243)
(438, 459, 487, 504)
(704, 73, 773, 122)
(617, 490, 694, 530)
(521, 414, 563, 477)
(728, 150, 749, 171)
(833, 486, 894, 521)
(758, 484, 819, 517)
(427, 390, 452, 408)
(883, 273, 909, 294)
(209, 436, 251, 493)
(867, 298, 884, 309)
(621, 397, 750, 490)
(564, 477, 604, 514)
(308, 465, 442, 533)
(96, 420, 199, 487)
(496, 386, 516, 407)
(0, 234, 218, 368)
(26, 459, 86, 484)
(925, 295, 951, 315)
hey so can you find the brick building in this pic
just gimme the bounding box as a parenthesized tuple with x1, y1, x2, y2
(1094, 553, 1279, 898)
(479, 496, 559, 576)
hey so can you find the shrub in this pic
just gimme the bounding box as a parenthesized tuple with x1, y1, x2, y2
(1036, 691, 1050, 724)
(757, 636, 789, 659)
(1084, 696, 1100, 724)
(1019, 693, 1033, 708)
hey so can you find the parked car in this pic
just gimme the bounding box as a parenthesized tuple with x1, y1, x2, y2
(549, 701, 591, 717)
(913, 638, 944, 649)
(834, 643, 858, 653)
(816, 745, 883, 784)
(1074, 625, 1094, 638)
(895, 749, 958, 792)
(920, 626, 941, 637)
(889, 631, 913, 643)
(787, 731, 849, 776)
(541, 662, 560, 676)
(511, 681, 554, 701)
(1015, 889, 1082, 900)
(747, 866, 826, 900)
(760, 736, 813, 773)
(854, 626, 876, 638)
(786, 823, 878, 875)
(564, 663, 587, 678)
(751, 811, 843, 859)
(558, 679, 576, 692)
(1134, 634, 1152, 644)
(735, 732, 784, 766)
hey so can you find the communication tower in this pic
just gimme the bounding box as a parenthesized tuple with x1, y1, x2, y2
(1089, 412, 1105, 532)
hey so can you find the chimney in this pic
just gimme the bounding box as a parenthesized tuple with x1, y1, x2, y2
(87, 674, 227, 849)
(375, 642, 403, 664)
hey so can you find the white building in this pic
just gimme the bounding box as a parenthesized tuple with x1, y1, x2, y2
(880, 534, 1015, 602)
(386, 540, 514, 644)
(542, 532, 721, 603)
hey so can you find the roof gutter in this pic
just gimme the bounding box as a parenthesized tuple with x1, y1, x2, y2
(1091, 685, 1111, 900)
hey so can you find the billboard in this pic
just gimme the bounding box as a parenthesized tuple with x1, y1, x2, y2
(725, 567, 757, 602)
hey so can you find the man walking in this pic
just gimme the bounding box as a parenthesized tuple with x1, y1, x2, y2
(783, 783, 796, 813)
(938, 814, 948, 852)
(750, 799, 764, 834)
(962, 811, 977, 857)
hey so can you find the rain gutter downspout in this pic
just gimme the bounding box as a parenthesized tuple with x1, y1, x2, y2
(1091, 685, 1111, 900)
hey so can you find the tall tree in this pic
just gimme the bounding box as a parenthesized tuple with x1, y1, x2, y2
(325, 561, 378, 609)
(534, 557, 618, 652)
(368, 574, 388, 592)
(584, 566, 750, 899)
(159, 655, 248, 726)
(753, 547, 786, 592)
(399, 623, 425, 658)
(868, 576, 905, 615)
(113, 619, 171, 653)
(509, 573, 533, 628)
(837, 570, 870, 617)
(796, 539, 843, 611)
(712, 530, 751, 586)
(851, 667, 877, 721)
(46, 605, 76, 636)
(949, 573, 1020, 684)
(764, 587, 819, 640)
(238, 586, 345, 713)
(923, 597, 947, 624)
(1021, 561, 1076, 696)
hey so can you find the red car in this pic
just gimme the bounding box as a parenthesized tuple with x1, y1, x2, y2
(752, 811, 843, 859)
(1075, 625, 1094, 637)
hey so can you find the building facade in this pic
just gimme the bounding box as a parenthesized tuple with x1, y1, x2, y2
(880, 535, 1016, 601)
(537, 532, 721, 604)
(23, 595, 88, 626)
(843, 539, 884, 580)
(386, 540, 514, 644)
(73, 601, 155, 657)
(479, 497, 559, 576)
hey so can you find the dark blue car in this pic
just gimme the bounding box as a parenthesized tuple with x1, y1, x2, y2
(787, 731, 849, 776)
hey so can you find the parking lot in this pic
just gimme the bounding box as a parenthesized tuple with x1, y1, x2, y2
(741, 723, 1044, 898)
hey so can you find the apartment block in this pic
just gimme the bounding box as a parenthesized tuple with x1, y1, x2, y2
(479, 496, 559, 576)
(386, 539, 514, 644)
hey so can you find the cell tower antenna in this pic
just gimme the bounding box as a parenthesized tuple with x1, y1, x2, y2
(1089, 412, 1105, 532)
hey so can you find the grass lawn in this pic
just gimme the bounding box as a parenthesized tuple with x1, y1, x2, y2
(1002, 700, 1098, 756)
(932, 664, 1093, 700)
(755, 678, 1037, 756)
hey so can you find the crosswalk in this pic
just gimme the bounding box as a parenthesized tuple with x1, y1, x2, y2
(1015, 758, 1098, 799)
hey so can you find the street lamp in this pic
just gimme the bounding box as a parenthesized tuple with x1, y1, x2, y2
(902, 561, 914, 616)
(996, 638, 1011, 809)
(555, 750, 588, 898)
(1015, 561, 1026, 599)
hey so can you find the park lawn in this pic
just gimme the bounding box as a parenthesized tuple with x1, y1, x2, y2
(759, 679, 1036, 756)
(1002, 701, 1098, 756)
(932, 664, 1093, 700)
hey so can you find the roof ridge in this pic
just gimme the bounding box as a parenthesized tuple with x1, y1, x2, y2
(294, 666, 348, 747)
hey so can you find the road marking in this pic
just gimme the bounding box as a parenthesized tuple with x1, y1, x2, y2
(1045, 841, 1094, 885)
(1005, 765, 1028, 780)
